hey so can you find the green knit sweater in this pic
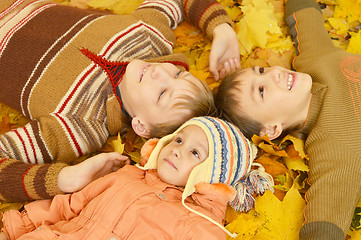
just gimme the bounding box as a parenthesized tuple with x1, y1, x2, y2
(286, 0, 361, 239)
(0, 0, 232, 202)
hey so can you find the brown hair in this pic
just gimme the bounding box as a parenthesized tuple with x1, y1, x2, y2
(214, 69, 263, 140)
(215, 69, 306, 140)
(120, 77, 216, 138)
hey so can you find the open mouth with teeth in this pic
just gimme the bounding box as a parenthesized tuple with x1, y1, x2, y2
(139, 64, 151, 82)
(287, 73, 295, 90)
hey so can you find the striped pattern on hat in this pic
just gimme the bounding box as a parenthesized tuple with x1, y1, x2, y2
(180, 116, 257, 201)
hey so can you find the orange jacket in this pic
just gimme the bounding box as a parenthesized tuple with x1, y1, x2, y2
(2, 165, 230, 239)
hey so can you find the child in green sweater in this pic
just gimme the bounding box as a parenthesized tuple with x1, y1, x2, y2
(0, 0, 240, 202)
(215, 0, 361, 239)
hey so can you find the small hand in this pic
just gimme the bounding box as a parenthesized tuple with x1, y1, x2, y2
(58, 152, 130, 193)
(0, 232, 8, 240)
(209, 23, 241, 80)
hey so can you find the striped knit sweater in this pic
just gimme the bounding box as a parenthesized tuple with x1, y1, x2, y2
(0, 0, 232, 202)
(286, 0, 361, 239)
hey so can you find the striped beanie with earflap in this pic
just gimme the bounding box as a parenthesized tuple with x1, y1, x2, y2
(142, 116, 274, 238)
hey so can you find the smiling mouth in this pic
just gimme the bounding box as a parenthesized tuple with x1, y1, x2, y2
(287, 73, 295, 90)
(139, 64, 151, 82)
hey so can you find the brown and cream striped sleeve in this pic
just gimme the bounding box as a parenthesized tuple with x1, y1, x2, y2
(182, 0, 234, 38)
(135, 0, 233, 39)
(0, 158, 67, 202)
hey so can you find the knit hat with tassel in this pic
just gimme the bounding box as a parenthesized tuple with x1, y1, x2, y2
(142, 116, 274, 238)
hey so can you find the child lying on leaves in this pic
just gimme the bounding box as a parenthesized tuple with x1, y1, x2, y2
(0, 0, 240, 202)
(0, 117, 273, 239)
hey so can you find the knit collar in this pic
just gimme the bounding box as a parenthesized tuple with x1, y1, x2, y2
(300, 82, 327, 136)
(80, 48, 131, 119)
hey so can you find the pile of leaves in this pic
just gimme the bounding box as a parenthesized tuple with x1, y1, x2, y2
(1, 0, 361, 238)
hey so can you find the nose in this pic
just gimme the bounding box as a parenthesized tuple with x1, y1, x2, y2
(269, 68, 282, 84)
(262, 68, 282, 88)
(171, 148, 180, 158)
(150, 65, 171, 81)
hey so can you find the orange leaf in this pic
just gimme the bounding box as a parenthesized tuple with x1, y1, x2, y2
(0, 114, 12, 135)
(254, 155, 288, 179)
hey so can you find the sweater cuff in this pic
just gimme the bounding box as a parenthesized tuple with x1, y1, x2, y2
(285, 0, 321, 19)
(299, 221, 344, 240)
(45, 163, 69, 197)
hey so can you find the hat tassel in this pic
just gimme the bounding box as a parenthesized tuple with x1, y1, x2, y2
(230, 163, 274, 212)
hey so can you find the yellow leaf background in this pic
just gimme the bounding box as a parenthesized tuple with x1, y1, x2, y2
(2, 0, 361, 238)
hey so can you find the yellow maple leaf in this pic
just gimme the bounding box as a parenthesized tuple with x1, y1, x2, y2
(283, 157, 309, 172)
(348, 229, 361, 240)
(225, 187, 305, 240)
(334, 0, 361, 24)
(252, 187, 306, 239)
(236, 0, 282, 55)
(347, 31, 361, 54)
(224, 5, 243, 22)
(327, 17, 349, 37)
(226, 209, 264, 240)
(0, 202, 24, 213)
(195, 50, 210, 70)
(252, 134, 288, 157)
(111, 133, 125, 154)
(280, 135, 308, 159)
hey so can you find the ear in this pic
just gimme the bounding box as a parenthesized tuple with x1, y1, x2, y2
(131, 117, 151, 138)
(260, 124, 283, 140)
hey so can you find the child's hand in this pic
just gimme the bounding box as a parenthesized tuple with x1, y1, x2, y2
(209, 23, 241, 80)
(58, 152, 130, 193)
(0, 232, 8, 240)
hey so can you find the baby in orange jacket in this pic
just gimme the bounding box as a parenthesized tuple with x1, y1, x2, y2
(0, 117, 273, 240)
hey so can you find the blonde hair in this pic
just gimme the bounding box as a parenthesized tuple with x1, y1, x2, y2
(120, 77, 216, 138)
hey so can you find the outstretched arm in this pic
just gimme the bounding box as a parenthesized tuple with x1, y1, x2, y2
(0, 152, 128, 202)
(58, 152, 129, 193)
(135, 0, 239, 78)
(285, 0, 338, 71)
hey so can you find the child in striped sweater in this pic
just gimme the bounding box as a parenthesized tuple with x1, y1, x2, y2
(0, 0, 240, 202)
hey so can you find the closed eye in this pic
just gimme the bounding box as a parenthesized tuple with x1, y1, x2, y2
(158, 89, 166, 101)
(175, 71, 182, 78)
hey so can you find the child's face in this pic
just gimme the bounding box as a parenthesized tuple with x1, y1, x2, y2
(235, 66, 312, 131)
(119, 60, 202, 136)
(157, 125, 209, 187)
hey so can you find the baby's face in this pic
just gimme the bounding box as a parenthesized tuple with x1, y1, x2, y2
(119, 60, 202, 136)
(157, 125, 209, 186)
